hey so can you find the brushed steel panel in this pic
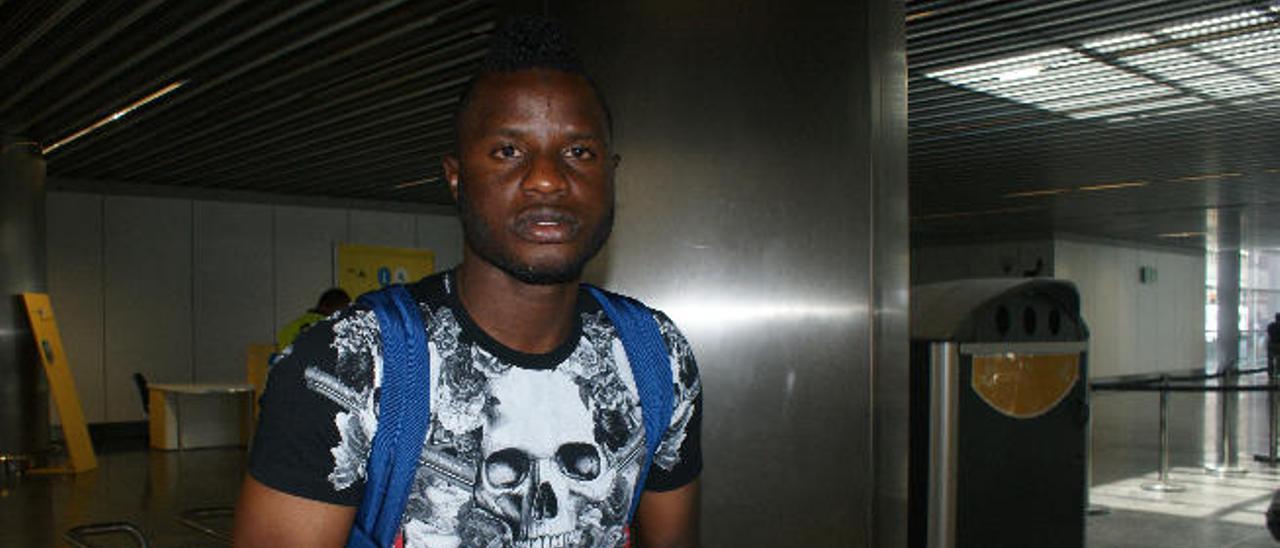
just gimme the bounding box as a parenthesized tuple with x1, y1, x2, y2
(0, 136, 49, 456)
(549, 1, 909, 545)
(870, 0, 911, 545)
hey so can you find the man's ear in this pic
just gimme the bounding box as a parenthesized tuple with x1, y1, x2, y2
(443, 155, 461, 202)
(610, 153, 622, 171)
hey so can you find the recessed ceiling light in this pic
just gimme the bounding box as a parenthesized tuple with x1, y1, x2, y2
(392, 177, 438, 190)
(1003, 188, 1072, 198)
(1077, 180, 1148, 192)
(1085, 33, 1158, 54)
(913, 206, 1043, 220)
(906, 10, 936, 22)
(1171, 172, 1243, 182)
(43, 80, 188, 154)
(923, 8, 1280, 124)
(1159, 10, 1269, 40)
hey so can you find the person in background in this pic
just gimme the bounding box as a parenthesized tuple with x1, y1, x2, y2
(1268, 313, 1280, 377)
(276, 288, 351, 351)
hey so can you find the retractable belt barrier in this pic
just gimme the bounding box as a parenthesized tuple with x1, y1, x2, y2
(1090, 362, 1280, 493)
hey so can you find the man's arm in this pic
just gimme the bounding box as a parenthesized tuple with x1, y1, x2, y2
(633, 479, 700, 548)
(232, 476, 357, 547)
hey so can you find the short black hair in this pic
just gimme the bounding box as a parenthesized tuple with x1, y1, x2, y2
(452, 15, 612, 144)
(478, 15, 587, 75)
(316, 288, 351, 311)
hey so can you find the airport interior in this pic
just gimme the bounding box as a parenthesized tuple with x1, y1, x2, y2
(3, 0, 1280, 546)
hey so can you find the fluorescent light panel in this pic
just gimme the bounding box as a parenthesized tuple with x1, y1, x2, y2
(1077, 180, 1148, 192)
(392, 176, 439, 189)
(925, 8, 1280, 124)
(1003, 188, 1072, 198)
(43, 80, 187, 154)
(1172, 172, 1243, 182)
(1003, 180, 1148, 198)
(1160, 10, 1270, 40)
(1084, 32, 1158, 53)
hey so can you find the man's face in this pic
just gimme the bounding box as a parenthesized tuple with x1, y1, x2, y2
(445, 69, 616, 285)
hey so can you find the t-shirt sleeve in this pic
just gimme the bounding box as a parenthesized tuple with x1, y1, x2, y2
(644, 312, 703, 492)
(248, 307, 379, 506)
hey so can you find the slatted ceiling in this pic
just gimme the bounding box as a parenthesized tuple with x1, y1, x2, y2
(0, 0, 493, 205)
(909, 0, 1280, 249)
(4, 1, 1279, 246)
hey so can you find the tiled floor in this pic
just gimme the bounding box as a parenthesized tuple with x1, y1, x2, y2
(1, 378, 1278, 546)
(1087, 376, 1280, 548)
(0, 445, 244, 547)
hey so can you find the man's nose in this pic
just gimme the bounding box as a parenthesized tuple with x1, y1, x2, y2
(520, 152, 569, 195)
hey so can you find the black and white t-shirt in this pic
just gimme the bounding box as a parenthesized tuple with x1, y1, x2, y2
(249, 271, 702, 547)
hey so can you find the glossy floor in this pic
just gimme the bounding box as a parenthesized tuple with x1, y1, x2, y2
(1, 383, 1278, 546)
(1087, 377, 1280, 548)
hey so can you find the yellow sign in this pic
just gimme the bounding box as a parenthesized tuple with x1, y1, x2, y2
(21, 293, 97, 473)
(336, 243, 434, 297)
(971, 353, 1079, 419)
(245, 343, 275, 419)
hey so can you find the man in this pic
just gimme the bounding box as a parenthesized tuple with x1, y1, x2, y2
(234, 16, 702, 548)
(276, 287, 351, 351)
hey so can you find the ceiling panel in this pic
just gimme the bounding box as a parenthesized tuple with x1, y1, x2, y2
(4, 1, 1278, 250)
(909, 0, 1280, 250)
(0, 0, 496, 204)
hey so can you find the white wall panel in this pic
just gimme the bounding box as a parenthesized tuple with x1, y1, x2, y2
(348, 210, 415, 248)
(913, 239, 1053, 284)
(414, 213, 463, 272)
(50, 191, 461, 423)
(273, 205, 347, 337)
(1054, 237, 1204, 377)
(103, 196, 193, 422)
(45, 193, 106, 422)
(194, 202, 274, 382)
(1160, 250, 1207, 370)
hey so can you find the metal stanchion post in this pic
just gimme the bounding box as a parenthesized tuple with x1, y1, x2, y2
(1086, 393, 1110, 516)
(1143, 377, 1186, 492)
(1207, 362, 1248, 476)
(1255, 359, 1280, 465)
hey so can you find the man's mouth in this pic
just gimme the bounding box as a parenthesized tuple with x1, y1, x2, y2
(513, 207, 580, 243)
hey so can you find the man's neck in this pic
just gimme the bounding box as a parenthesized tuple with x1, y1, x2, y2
(454, 258, 580, 355)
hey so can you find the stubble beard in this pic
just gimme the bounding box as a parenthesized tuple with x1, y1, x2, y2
(456, 181, 614, 285)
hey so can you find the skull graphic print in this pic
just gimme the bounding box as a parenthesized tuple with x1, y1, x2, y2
(251, 274, 701, 548)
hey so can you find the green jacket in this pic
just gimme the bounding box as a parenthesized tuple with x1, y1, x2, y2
(276, 311, 327, 351)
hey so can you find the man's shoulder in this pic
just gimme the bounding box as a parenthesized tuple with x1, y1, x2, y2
(582, 285, 694, 362)
(288, 272, 451, 391)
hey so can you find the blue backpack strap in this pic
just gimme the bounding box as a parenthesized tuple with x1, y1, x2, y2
(583, 284, 674, 523)
(347, 285, 432, 548)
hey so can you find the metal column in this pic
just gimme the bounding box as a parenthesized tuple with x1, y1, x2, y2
(927, 343, 959, 548)
(0, 133, 50, 462)
(1208, 239, 1246, 476)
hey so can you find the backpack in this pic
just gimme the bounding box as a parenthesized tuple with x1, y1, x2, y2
(346, 283, 674, 548)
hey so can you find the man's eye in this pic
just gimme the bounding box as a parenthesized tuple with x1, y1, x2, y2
(494, 145, 521, 159)
(566, 146, 595, 160)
